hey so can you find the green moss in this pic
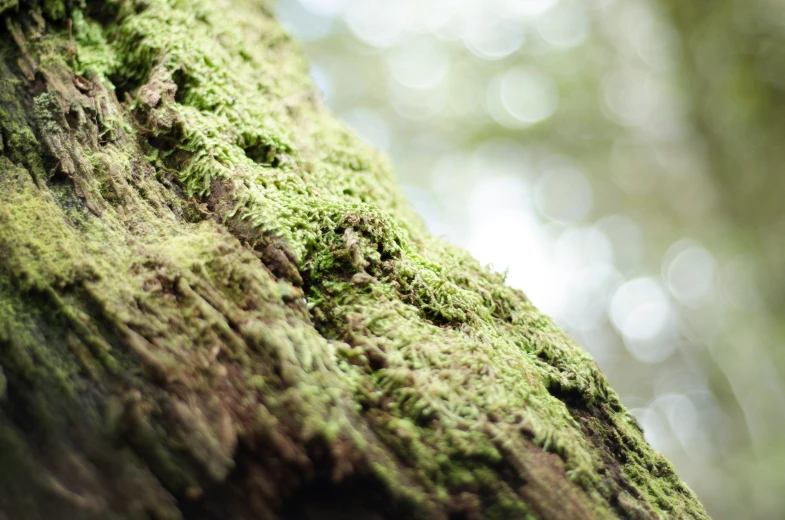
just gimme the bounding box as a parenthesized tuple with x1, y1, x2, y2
(0, 0, 17, 15)
(0, 0, 709, 517)
(42, 0, 65, 20)
(0, 72, 45, 182)
(71, 9, 118, 78)
(34, 92, 60, 131)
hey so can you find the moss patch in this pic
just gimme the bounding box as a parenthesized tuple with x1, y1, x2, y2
(0, 0, 709, 518)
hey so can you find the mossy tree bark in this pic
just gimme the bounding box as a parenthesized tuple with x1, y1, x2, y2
(0, 1, 708, 519)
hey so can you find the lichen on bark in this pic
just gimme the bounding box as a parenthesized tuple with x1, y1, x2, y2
(0, 0, 709, 519)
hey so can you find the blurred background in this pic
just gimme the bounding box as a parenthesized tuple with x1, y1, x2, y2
(275, 0, 785, 517)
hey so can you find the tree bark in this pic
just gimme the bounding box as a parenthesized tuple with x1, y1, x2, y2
(0, 1, 708, 519)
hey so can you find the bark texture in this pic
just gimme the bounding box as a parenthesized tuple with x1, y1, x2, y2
(0, 1, 708, 519)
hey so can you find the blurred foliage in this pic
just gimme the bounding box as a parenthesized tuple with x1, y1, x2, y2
(276, 0, 785, 517)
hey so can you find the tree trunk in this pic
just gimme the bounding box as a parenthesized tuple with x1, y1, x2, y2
(0, 1, 708, 519)
(659, 0, 785, 314)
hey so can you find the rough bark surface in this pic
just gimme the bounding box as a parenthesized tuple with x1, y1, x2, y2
(0, 1, 708, 519)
